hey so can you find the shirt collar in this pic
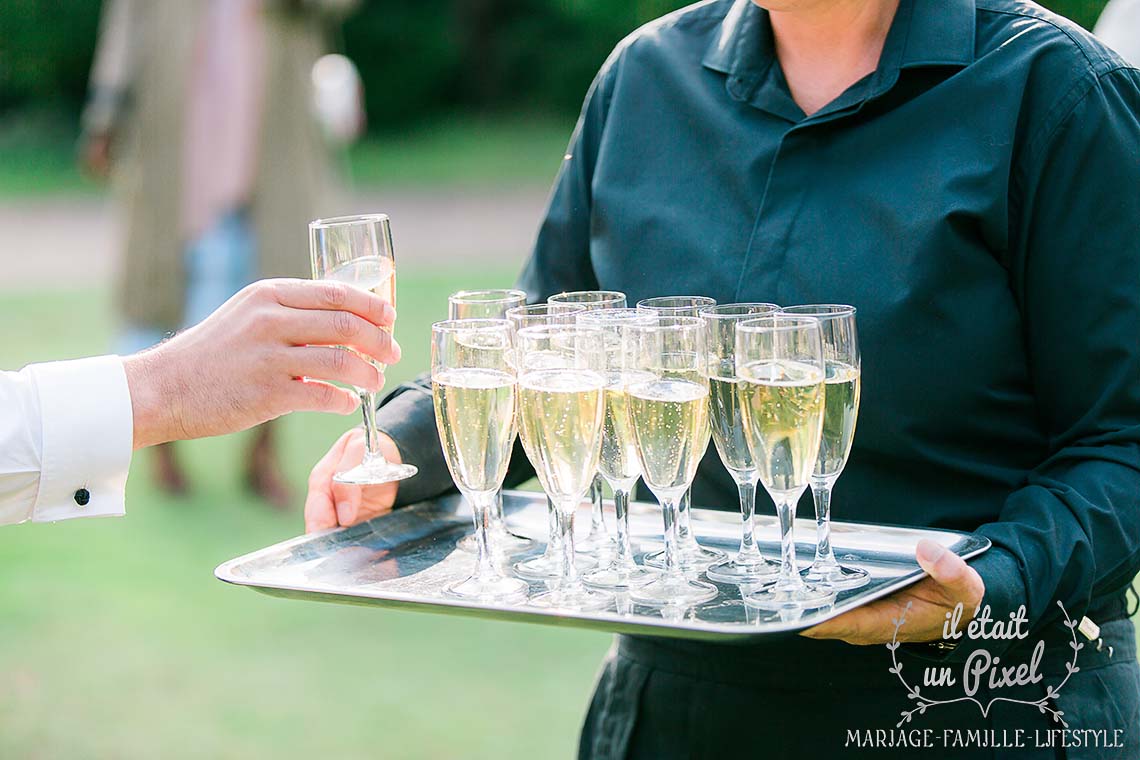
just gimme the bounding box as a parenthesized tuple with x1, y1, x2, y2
(702, 0, 976, 87)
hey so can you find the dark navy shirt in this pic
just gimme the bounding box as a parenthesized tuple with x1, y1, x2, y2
(378, 0, 1140, 645)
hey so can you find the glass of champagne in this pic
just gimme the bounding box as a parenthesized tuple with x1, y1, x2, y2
(548, 290, 627, 310)
(636, 295, 717, 317)
(546, 291, 627, 557)
(515, 324, 610, 610)
(431, 319, 528, 602)
(448, 288, 531, 556)
(780, 305, 868, 591)
(508, 303, 587, 326)
(735, 315, 835, 610)
(700, 303, 783, 585)
(448, 289, 527, 320)
(505, 303, 592, 581)
(635, 296, 725, 571)
(309, 214, 418, 485)
(576, 308, 660, 590)
(625, 316, 718, 607)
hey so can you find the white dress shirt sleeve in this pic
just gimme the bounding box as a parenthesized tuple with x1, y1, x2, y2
(0, 355, 134, 526)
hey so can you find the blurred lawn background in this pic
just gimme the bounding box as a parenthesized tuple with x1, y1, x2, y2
(0, 0, 1120, 758)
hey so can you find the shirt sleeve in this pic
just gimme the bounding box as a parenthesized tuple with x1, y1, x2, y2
(0, 356, 134, 526)
(968, 65, 1140, 646)
(377, 60, 620, 508)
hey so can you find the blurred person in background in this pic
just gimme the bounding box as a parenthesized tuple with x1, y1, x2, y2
(78, 0, 358, 508)
(1096, 0, 1140, 64)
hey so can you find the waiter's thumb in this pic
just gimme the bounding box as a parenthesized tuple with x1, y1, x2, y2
(916, 539, 985, 606)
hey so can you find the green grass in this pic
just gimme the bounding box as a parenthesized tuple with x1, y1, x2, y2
(0, 114, 571, 197)
(0, 115, 101, 197)
(0, 268, 611, 760)
(347, 116, 571, 189)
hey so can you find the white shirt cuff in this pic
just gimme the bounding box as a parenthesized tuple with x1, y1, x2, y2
(28, 356, 133, 522)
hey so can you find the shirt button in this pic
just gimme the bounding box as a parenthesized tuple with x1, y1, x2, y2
(74, 488, 91, 507)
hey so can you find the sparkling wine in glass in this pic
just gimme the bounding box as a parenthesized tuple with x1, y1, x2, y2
(625, 316, 718, 607)
(548, 290, 627, 310)
(431, 319, 529, 602)
(780, 305, 868, 591)
(735, 315, 835, 610)
(447, 288, 531, 556)
(700, 303, 783, 585)
(546, 291, 627, 557)
(575, 309, 660, 591)
(310, 214, 418, 486)
(515, 324, 610, 610)
(506, 303, 593, 581)
(635, 295, 725, 571)
(448, 289, 527, 320)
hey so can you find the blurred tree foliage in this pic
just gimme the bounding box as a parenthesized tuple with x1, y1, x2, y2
(0, 0, 103, 112)
(0, 0, 1115, 129)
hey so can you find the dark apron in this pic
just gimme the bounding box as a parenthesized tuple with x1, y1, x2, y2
(579, 611, 1139, 759)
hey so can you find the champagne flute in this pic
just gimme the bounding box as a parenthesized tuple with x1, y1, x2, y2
(735, 315, 835, 610)
(546, 291, 627, 557)
(310, 214, 418, 485)
(635, 296, 725, 570)
(625, 316, 718, 607)
(448, 288, 531, 556)
(780, 305, 868, 591)
(448, 289, 527, 320)
(636, 296, 717, 317)
(515, 324, 610, 610)
(576, 308, 660, 590)
(700, 303, 783, 585)
(505, 303, 593, 581)
(431, 319, 528, 602)
(548, 290, 627, 310)
(509, 303, 587, 329)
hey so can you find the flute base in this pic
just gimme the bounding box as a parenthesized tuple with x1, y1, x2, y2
(513, 552, 596, 582)
(582, 562, 659, 591)
(643, 542, 726, 572)
(333, 460, 418, 486)
(529, 585, 611, 611)
(457, 525, 535, 555)
(446, 574, 528, 603)
(705, 555, 781, 585)
(742, 581, 836, 611)
(575, 532, 618, 558)
(629, 573, 718, 607)
(801, 561, 871, 591)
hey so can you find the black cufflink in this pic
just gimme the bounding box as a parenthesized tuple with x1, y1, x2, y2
(74, 488, 91, 507)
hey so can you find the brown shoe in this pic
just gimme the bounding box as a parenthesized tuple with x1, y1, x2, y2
(246, 423, 293, 510)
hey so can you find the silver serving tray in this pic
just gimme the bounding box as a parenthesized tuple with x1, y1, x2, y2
(215, 489, 989, 640)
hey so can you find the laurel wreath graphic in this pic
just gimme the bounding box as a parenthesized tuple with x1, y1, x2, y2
(888, 599, 1080, 728)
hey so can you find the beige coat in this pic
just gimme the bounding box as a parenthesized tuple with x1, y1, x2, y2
(84, 0, 356, 330)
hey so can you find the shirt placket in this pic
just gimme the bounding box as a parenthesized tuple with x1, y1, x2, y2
(733, 127, 806, 305)
(730, 66, 894, 306)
